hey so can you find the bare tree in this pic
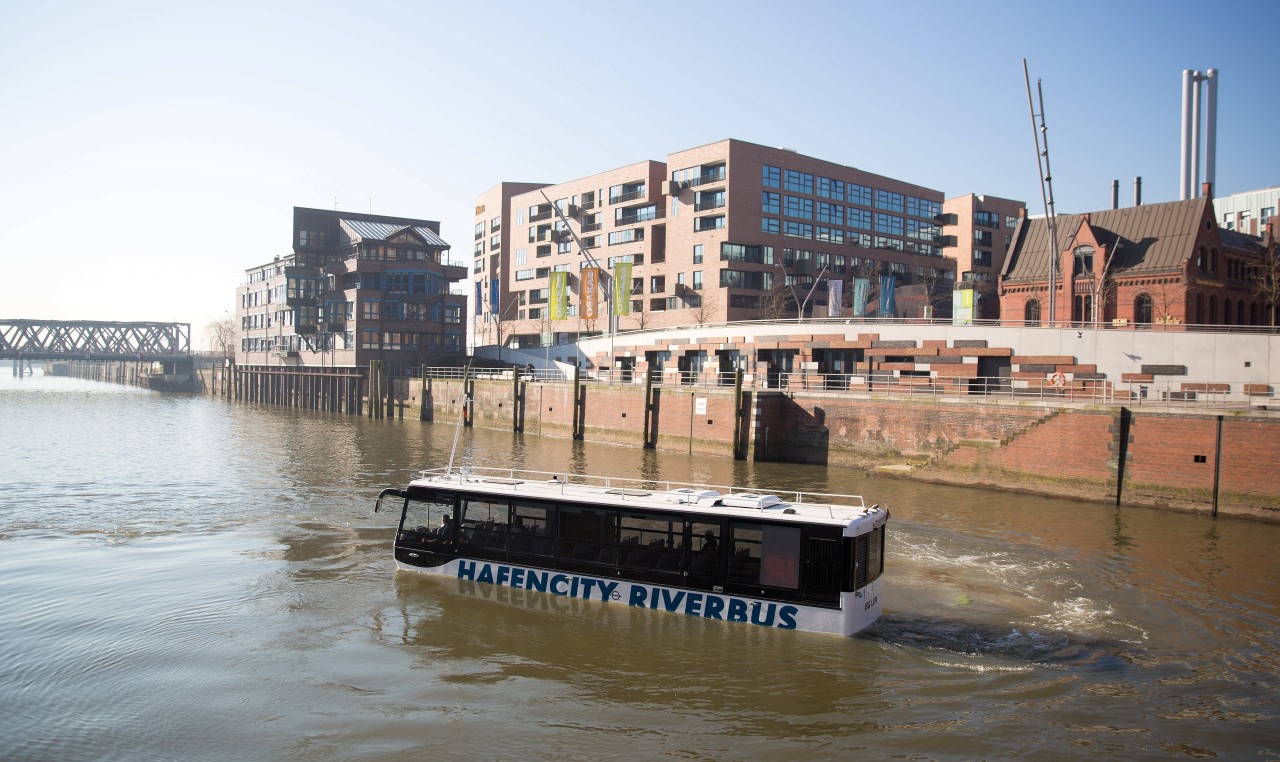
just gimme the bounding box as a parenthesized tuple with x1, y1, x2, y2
(629, 298, 653, 330)
(1148, 275, 1185, 326)
(689, 286, 718, 326)
(758, 276, 792, 321)
(1253, 237, 1280, 327)
(206, 315, 236, 358)
(915, 266, 950, 319)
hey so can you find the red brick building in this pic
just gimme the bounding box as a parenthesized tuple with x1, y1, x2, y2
(999, 194, 1273, 328)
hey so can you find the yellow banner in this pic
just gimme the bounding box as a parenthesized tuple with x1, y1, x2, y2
(612, 262, 632, 316)
(581, 267, 600, 320)
(549, 271, 568, 320)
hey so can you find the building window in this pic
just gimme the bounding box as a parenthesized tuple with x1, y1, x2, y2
(608, 182, 646, 204)
(1263, 207, 1275, 226)
(908, 197, 942, 219)
(974, 211, 999, 227)
(762, 165, 781, 188)
(693, 244, 703, 264)
(784, 196, 813, 219)
(783, 169, 814, 195)
(972, 249, 991, 267)
(650, 276, 666, 293)
(906, 219, 937, 241)
(848, 208, 872, 230)
(693, 270, 703, 289)
(816, 202, 844, 226)
(694, 191, 725, 212)
(762, 217, 780, 235)
(695, 215, 726, 232)
(848, 183, 872, 206)
(762, 192, 780, 215)
(782, 221, 813, 239)
(1006, 215, 1019, 228)
(1072, 245, 1094, 276)
(608, 229, 644, 245)
(1132, 293, 1153, 325)
(616, 204, 658, 225)
(1025, 299, 1041, 327)
(874, 189, 904, 213)
(874, 213, 904, 236)
(816, 176, 844, 201)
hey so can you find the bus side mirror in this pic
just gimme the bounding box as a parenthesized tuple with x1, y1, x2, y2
(375, 488, 405, 513)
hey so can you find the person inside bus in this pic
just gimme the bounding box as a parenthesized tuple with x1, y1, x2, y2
(437, 515, 458, 540)
(700, 530, 718, 556)
(693, 530, 719, 575)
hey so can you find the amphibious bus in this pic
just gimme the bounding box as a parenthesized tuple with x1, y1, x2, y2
(375, 467, 888, 636)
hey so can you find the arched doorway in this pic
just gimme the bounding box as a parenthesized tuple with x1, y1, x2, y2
(1025, 299, 1041, 327)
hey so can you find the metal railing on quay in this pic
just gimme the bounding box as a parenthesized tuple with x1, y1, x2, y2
(418, 366, 1274, 410)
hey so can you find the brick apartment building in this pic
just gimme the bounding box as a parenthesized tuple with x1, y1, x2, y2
(473, 139, 964, 353)
(941, 194, 1027, 320)
(237, 207, 467, 374)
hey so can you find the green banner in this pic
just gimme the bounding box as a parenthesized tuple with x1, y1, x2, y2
(549, 271, 568, 320)
(612, 262, 632, 316)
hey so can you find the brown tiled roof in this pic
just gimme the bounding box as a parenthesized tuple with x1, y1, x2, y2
(1002, 197, 1209, 282)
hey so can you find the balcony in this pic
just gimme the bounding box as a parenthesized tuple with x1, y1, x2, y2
(688, 168, 726, 187)
(609, 189, 646, 204)
(530, 209, 553, 222)
(615, 207, 664, 227)
(581, 222, 602, 233)
(694, 199, 726, 212)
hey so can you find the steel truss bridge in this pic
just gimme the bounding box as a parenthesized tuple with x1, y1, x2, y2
(1, 320, 191, 361)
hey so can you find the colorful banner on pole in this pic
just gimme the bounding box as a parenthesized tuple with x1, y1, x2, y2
(853, 278, 869, 317)
(549, 271, 569, 320)
(490, 278, 500, 317)
(475, 281, 484, 316)
(612, 262, 633, 316)
(828, 279, 843, 317)
(581, 267, 600, 320)
(951, 288, 975, 326)
(879, 274, 897, 317)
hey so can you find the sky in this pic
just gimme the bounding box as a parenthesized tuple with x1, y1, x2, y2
(2, 0, 1277, 350)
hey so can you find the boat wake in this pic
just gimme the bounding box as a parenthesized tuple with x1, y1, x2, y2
(863, 612, 1137, 668)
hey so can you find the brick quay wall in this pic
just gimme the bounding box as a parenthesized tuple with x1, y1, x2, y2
(408, 376, 1280, 520)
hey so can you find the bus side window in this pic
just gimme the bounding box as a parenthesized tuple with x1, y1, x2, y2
(404, 496, 455, 539)
(689, 521, 721, 577)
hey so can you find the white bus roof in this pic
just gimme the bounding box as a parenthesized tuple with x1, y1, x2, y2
(406, 467, 886, 531)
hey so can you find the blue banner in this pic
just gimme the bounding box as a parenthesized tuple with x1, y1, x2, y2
(853, 278, 869, 317)
(475, 281, 483, 316)
(490, 277, 500, 317)
(879, 274, 897, 317)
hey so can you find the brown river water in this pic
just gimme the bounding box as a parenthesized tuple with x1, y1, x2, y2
(1, 370, 1277, 760)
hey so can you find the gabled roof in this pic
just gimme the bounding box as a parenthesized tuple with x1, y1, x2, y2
(1218, 227, 1266, 255)
(1002, 197, 1209, 282)
(339, 218, 449, 249)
